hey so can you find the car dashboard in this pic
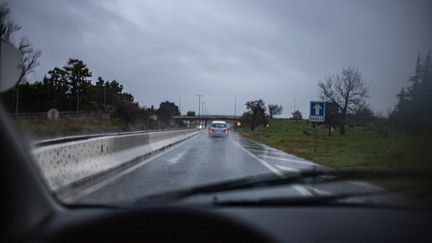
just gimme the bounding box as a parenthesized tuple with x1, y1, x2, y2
(20, 204, 432, 243)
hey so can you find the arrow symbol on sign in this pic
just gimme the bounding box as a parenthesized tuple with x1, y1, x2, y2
(313, 104, 322, 115)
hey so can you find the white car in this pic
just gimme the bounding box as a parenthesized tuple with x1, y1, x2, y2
(208, 121, 229, 137)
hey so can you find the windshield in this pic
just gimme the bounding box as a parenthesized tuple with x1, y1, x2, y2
(1, 0, 431, 208)
(211, 123, 226, 128)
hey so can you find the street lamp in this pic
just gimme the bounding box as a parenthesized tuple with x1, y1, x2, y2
(76, 72, 80, 112)
(201, 101, 205, 127)
(234, 97, 237, 116)
(196, 94, 203, 128)
(103, 83, 107, 112)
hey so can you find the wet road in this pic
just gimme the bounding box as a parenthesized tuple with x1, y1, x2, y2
(76, 130, 380, 204)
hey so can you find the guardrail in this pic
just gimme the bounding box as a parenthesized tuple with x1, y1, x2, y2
(31, 128, 200, 197)
(33, 128, 193, 147)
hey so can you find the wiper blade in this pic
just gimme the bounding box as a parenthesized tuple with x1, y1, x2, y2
(213, 189, 395, 207)
(137, 170, 413, 203)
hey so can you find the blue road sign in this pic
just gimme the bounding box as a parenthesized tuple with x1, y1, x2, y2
(309, 101, 325, 122)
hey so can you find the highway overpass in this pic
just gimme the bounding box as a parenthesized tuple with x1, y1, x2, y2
(173, 115, 241, 121)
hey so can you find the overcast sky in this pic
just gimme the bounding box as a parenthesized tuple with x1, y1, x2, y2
(6, 0, 432, 117)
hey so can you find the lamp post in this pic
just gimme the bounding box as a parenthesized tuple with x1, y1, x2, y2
(234, 97, 237, 116)
(179, 97, 181, 115)
(196, 94, 203, 128)
(103, 83, 107, 111)
(201, 101, 205, 127)
(76, 72, 80, 112)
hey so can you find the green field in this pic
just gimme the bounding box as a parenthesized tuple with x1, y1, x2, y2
(238, 120, 432, 206)
(238, 120, 432, 173)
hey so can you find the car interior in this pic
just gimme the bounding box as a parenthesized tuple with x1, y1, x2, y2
(2, 101, 432, 243)
(2, 1, 432, 242)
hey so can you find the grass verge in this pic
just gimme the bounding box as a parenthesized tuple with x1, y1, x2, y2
(238, 120, 432, 173)
(238, 120, 432, 201)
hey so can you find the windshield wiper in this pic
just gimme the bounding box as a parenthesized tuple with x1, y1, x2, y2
(136, 170, 414, 203)
(212, 189, 398, 207)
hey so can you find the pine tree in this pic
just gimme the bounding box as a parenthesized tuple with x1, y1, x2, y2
(391, 51, 432, 133)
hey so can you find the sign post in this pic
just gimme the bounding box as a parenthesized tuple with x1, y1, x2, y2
(313, 122, 317, 155)
(47, 108, 60, 120)
(309, 101, 326, 158)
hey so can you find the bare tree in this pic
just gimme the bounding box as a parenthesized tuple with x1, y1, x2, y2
(1, 3, 41, 83)
(0, 3, 21, 40)
(1, 3, 41, 112)
(18, 37, 41, 82)
(318, 66, 369, 135)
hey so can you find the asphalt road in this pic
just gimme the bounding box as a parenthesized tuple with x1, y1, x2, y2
(76, 130, 382, 205)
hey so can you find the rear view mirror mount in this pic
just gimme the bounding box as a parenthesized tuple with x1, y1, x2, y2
(0, 39, 24, 93)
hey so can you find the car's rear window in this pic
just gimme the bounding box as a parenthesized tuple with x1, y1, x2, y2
(211, 123, 226, 128)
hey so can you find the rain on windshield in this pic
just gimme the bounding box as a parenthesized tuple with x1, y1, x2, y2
(1, 0, 431, 206)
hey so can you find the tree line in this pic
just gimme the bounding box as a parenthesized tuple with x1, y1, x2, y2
(0, 58, 181, 128)
(319, 52, 432, 136)
(389, 51, 432, 134)
(2, 58, 130, 112)
(1, 3, 181, 129)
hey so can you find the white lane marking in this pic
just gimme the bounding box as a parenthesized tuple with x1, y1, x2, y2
(63, 134, 199, 203)
(167, 151, 187, 165)
(258, 155, 317, 166)
(231, 139, 314, 196)
(240, 145, 264, 149)
(292, 185, 313, 196)
(348, 181, 382, 191)
(231, 139, 285, 178)
(309, 187, 332, 195)
(245, 147, 290, 156)
(271, 166, 333, 196)
(274, 164, 300, 172)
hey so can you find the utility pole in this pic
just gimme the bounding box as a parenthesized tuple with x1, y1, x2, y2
(234, 97, 237, 116)
(313, 122, 317, 158)
(76, 71, 80, 112)
(196, 94, 202, 127)
(103, 83, 107, 111)
(179, 97, 181, 115)
(202, 102, 205, 127)
(202, 102, 207, 127)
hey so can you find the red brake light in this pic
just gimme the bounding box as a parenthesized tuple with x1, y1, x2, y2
(224, 129, 228, 133)
(209, 128, 214, 133)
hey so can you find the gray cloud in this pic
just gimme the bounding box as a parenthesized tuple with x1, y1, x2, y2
(7, 0, 432, 116)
